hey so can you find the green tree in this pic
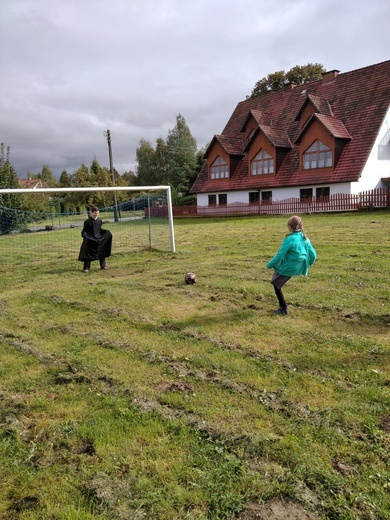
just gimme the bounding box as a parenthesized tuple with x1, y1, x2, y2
(250, 70, 286, 97)
(59, 170, 72, 187)
(0, 143, 19, 192)
(57, 170, 72, 213)
(135, 139, 159, 186)
(37, 164, 57, 187)
(154, 137, 169, 184)
(89, 159, 117, 209)
(165, 114, 197, 193)
(249, 63, 326, 98)
(135, 115, 200, 200)
(120, 170, 137, 186)
(0, 143, 26, 233)
(66, 164, 92, 212)
(286, 63, 326, 85)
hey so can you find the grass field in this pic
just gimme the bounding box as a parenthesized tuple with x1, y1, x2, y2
(0, 211, 389, 519)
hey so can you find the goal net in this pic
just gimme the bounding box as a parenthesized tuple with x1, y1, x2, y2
(0, 186, 175, 269)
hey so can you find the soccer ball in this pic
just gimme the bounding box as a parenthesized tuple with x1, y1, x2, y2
(185, 272, 196, 284)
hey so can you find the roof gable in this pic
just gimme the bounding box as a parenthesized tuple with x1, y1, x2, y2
(244, 125, 292, 152)
(240, 109, 272, 131)
(295, 113, 352, 144)
(295, 94, 333, 120)
(205, 135, 244, 158)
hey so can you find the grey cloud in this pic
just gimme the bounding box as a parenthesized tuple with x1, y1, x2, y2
(0, 0, 388, 179)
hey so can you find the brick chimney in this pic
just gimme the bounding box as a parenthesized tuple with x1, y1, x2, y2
(283, 82, 297, 91)
(322, 70, 340, 83)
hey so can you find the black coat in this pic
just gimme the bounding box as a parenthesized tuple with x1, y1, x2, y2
(78, 217, 112, 262)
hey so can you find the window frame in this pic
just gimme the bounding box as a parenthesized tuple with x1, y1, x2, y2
(218, 193, 227, 205)
(210, 156, 229, 180)
(249, 191, 260, 204)
(261, 191, 272, 204)
(300, 188, 313, 200)
(303, 140, 333, 170)
(316, 186, 330, 200)
(251, 149, 274, 176)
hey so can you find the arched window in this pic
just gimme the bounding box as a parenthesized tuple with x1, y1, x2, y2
(251, 150, 274, 175)
(210, 156, 229, 179)
(303, 140, 332, 170)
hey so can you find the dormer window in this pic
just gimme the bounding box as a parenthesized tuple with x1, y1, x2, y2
(210, 156, 229, 179)
(251, 150, 274, 175)
(303, 140, 332, 169)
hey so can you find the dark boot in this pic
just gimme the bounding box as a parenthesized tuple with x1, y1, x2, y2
(274, 307, 288, 315)
(273, 286, 288, 314)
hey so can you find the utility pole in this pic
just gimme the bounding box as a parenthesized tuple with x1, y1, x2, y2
(104, 129, 119, 222)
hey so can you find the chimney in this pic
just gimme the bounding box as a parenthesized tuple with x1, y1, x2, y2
(283, 82, 297, 91)
(322, 70, 340, 83)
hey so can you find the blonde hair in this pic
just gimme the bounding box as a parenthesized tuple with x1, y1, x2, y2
(287, 215, 307, 238)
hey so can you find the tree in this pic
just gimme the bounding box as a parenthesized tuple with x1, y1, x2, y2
(165, 114, 197, 193)
(120, 170, 137, 186)
(89, 159, 116, 209)
(37, 164, 57, 187)
(59, 170, 72, 187)
(65, 164, 92, 211)
(0, 143, 19, 192)
(0, 143, 27, 233)
(249, 63, 326, 98)
(286, 63, 327, 85)
(135, 137, 170, 187)
(135, 114, 198, 198)
(250, 70, 286, 97)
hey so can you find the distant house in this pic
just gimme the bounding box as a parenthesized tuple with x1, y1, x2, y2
(190, 60, 390, 206)
(19, 178, 44, 189)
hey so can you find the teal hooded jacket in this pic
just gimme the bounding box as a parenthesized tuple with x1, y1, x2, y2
(266, 231, 316, 277)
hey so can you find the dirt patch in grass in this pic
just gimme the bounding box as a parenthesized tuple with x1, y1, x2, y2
(238, 498, 320, 519)
(380, 413, 390, 433)
(156, 381, 194, 393)
(6, 495, 40, 517)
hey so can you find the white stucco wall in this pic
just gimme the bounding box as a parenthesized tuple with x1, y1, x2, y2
(197, 184, 353, 206)
(350, 105, 390, 194)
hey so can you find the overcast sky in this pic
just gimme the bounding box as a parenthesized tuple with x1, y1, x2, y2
(1, 0, 389, 180)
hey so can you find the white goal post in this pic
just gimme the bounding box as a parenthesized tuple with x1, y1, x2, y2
(0, 185, 176, 253)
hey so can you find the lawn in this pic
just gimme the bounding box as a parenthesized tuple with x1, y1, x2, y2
(0, 211, 389, 519)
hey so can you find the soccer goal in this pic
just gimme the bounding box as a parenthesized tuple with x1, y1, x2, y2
(0, 186, 175, 268)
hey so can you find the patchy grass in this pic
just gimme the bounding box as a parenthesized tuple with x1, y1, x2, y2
(0, 211, 389, 519)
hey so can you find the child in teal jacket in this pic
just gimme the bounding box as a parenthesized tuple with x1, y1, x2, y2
(266, 215, 316, 315)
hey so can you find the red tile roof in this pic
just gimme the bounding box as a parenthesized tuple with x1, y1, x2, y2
(241, 109, 272, 130)
(18, 179, 43, 189)
(205, 135, 245, 157)
(295, 114, 352, 143)
(295, 95, 333, 119)
(191, 60, 390, 194)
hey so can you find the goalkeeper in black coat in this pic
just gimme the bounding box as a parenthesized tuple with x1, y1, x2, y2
(78, 206, 112, 272)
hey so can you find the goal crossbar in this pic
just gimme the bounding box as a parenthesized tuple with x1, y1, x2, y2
(0, 185, 176, 253)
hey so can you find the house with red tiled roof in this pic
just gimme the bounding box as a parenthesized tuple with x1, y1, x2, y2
(190, 60, 390, 206)
(18, 178, 44, 189)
